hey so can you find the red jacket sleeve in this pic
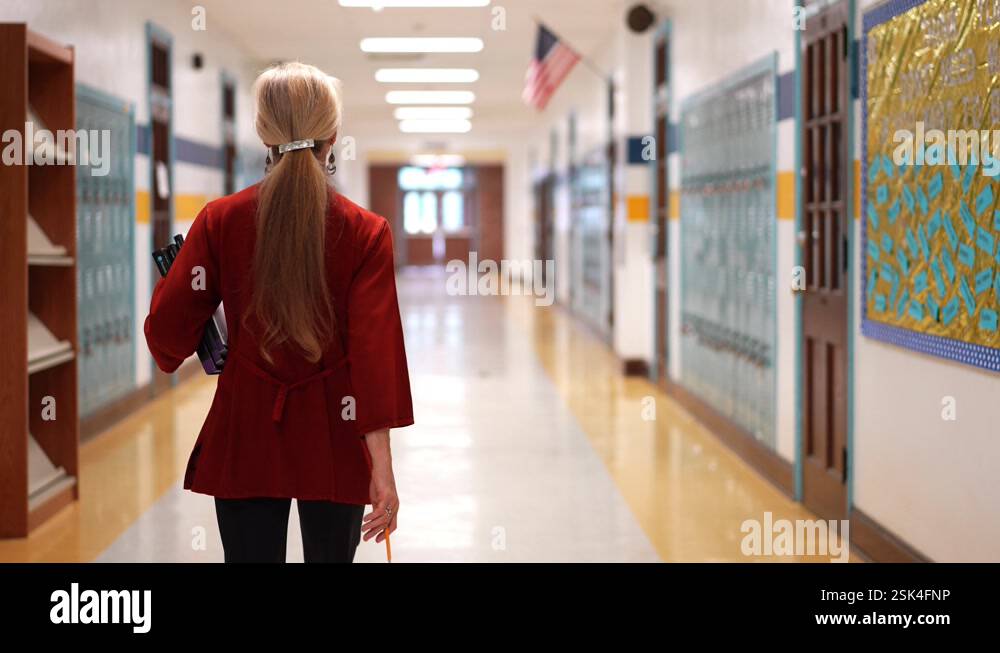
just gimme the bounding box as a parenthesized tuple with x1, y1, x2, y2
(347, 220, 414, 435)
(144, 205, 222, 373)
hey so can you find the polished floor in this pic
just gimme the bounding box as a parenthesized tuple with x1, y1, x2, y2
(0, 268, 850, 562)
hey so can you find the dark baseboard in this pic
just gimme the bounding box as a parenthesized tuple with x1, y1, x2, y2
(623, 358, 650, 377)
(80, 383, 152, 441)
(662, 377, 796, 497)
(850, 508, 931, 562)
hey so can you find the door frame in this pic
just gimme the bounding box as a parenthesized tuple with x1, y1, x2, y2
(793, 0, 856, 510)
(145, 21, 175, 392)
(220, 70, 238, 196)
(533, 172, 555, 288)
(602, 140, 614, 340)
(650, 18, 671, 387)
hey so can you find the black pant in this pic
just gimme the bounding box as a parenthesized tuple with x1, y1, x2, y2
(215, 497, 364, 563)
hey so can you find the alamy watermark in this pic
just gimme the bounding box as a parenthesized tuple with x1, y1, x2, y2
(2, 122, 112, 176)
(445, 252, 555, 307)
(741, 512, 850, 562)
(892, 121, 1000, 176)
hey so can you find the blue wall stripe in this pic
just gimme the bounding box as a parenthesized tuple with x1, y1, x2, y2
(136, 123, 224, 169)
(176, 136, 223, 169)
(777, 70, 795, 121)
(627, 135, 648, 164)
(136, 123, 150, 157)
(850, 38, 860, 100)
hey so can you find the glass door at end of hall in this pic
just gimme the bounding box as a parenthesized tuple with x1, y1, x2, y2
(400, 166, 471, 266)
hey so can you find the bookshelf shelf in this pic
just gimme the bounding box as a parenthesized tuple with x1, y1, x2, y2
(27, 312, 74, 374)
(27, 214, 74, 266)
(0, 23, 79, 538)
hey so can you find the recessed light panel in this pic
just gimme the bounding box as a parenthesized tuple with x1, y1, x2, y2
(341, 1, 490, 6)
(376, 68, 480, 83)
(386, 90, 475, 104)
(399, 119, 472, 133)
(361, 38, 484, 53)
(394, 107, 474, 120)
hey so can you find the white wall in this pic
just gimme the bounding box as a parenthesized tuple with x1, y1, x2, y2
(611, 25, 654, 363)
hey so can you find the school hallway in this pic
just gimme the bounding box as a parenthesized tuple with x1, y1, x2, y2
(1, 0, 998, 567)
(0, 269, 846, 563)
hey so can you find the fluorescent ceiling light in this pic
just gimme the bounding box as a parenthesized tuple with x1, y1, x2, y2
(386, 90, 475, 104)
(399, 119, 472, 133)
(394, 106, 473, 120)
(341, 1, 490, 6)
(361, 37, 484, 53)
(376, 68, 479, 83)
(412, 153, 466, 167)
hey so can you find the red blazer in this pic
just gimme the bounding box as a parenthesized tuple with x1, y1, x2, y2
(144, 185, 413, 505)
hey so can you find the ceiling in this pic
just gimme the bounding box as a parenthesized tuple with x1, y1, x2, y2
(200, 0, 629, 150)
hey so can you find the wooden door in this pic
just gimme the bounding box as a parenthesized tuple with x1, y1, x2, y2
(606, 83, 616, 332)
(535, 175, 555, 288)
(368, 164, 403, 264)
(476, 165, 504, 264)
(800, 2, 850, 521)
(150, 38, 173, 394)
(222, 81, 236, 195)
(653, 30, 670, 387)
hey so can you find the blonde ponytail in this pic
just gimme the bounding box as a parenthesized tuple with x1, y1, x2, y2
(250, 62, 342, 363)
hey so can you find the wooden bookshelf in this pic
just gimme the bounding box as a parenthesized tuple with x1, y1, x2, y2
(0, 24, 78, 538)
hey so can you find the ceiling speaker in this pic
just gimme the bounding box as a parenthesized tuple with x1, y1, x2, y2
(626, 4, 656, 33)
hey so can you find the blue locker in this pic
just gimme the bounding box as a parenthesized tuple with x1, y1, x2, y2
(76, 85, 136, 417)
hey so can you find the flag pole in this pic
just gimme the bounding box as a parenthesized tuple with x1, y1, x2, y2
(531, 15, 610, 82)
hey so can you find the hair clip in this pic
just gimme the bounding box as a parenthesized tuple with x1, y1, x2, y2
(277, 139, 315, 154)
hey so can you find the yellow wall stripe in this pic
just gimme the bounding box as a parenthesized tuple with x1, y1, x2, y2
(176, 194, 211, 222)
(854, 159, 861, 219)
(133, 191, 214, 224)
(626, 195, 650, 222)
(640, 161, 866, 224)
(135, 190, 150, 224)
(776, 171, 795, 220)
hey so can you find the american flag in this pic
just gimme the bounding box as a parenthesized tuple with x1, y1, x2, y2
(522, 23, 581, 111)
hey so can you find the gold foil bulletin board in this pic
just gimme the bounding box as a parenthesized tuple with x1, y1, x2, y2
(862, 0, 1000, 370)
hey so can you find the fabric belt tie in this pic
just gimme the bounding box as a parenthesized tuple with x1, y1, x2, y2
(233, 349, 346, 423)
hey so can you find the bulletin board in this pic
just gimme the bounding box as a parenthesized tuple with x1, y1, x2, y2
(862, 0, 1000, 371)
(679, 55, 778, 448)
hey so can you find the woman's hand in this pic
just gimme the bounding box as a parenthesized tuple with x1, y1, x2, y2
(361, 429, 397, 543)
(363, 467, 398, 543)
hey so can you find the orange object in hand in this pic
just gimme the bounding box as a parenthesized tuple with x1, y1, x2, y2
(385, 529, 392, 563)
